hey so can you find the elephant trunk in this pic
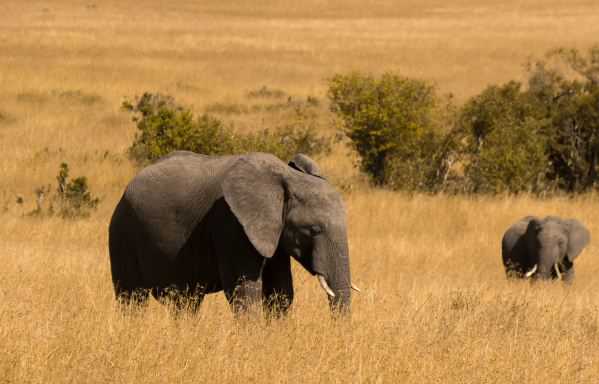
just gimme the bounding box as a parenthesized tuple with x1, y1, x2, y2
(312, 234, 352, 314)
(536, 244, 561, 280)
(326, 255, 352, 314)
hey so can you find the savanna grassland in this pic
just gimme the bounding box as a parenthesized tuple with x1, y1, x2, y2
(3, 0, 599, 382)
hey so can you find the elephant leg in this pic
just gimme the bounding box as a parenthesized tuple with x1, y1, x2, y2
(224, 278, 263, 315)
(210, 198, 266, 316)
(561, 263, 575, 285)
(152, 285, 206, 314)
(110, 252, 149, 308)
(262, 250, 294, 316)
(562, 268, 575, 284)
(180, 286, 206, 313)
(220, 253, 265, 315)
(109, 198, 149, 308)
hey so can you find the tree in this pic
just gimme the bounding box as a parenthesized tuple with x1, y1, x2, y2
(527, 47, 599, 192)
(451, 81, 549, 193)
(328, 72, 446, 190)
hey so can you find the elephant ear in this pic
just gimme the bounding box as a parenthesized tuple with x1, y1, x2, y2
(565, 219, 590, 262)
(222, 155, 286, 258)
(288, 153, 324, 179)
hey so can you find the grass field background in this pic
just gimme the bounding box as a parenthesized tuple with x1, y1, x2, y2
(2, 1, 599, 382)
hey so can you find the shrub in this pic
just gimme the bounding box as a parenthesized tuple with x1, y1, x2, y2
(547, 86, 599, 192)
(526, 46, 599, 192)
(29, 162, 100, 218)
(445, 46, 599, 194)
(123, 92, 332, 165)
(55, 163, 100, 218)
(326, 47, 599, 195)
(243, 99, 332, 160)
(465, 118, 548, 193)
(451, 81, 550, 193)
(123, 93, 236, 163)
(239, 125, 332, 162)
(328, 72, 447, 190)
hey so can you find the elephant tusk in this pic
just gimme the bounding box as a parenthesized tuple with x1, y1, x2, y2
(525, 264, 538, 278)
(317, 275, 335, 297)
(351, 283, 361, 293)
(554, 263, 562, 279)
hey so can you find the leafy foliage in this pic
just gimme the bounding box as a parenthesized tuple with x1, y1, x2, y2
(55, 163, 101, 218)
(123, 92, 332, 165)
(328, 72, 447, 191)
(327, 46, 599, 194)
(450, 82, 550, 193)
(527, 47, 599, 192)
(450, 47, 599, 194)
(29, 162, 100, 218)
(123, 93, 236, 162)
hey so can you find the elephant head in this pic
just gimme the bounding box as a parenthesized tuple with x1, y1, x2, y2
(222, 153, 355, 312)
(523, 216, 590, 281)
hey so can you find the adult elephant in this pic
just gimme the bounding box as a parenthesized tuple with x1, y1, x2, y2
(502, 216, 590, 283)
(108, 151, 357, 315)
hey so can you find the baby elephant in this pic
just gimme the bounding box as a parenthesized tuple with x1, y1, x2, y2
(502, 216, 590, 282)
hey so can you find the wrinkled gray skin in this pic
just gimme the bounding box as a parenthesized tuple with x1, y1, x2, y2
(109, 151, 352, 315)
(502, 216, 590, 283)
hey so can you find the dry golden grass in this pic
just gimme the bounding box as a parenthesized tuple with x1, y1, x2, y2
(3, 0, 599, 382)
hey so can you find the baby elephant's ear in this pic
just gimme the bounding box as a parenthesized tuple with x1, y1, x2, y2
(288, 153, 325, 179)
(565, 219, 590, 262)
(222, 156, 286, 259)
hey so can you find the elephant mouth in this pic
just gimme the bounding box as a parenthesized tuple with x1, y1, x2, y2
(524, 263, 562, 279)
(524, 264, 538, 277)
(554, 263, 562, 279)
(316, 274, 361, 297)
(317, 275, 335, 297)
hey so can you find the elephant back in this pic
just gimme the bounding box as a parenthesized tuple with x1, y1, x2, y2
(124, 152, 235, 257)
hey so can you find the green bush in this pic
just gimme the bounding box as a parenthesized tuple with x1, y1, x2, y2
(55, 163, 100, 218)
(465, 118, 548, 193)
(526, 47, 599, 192)
(239, 125, 332, 162)
(450, 81, 550, 193)
(29, 162, 100, 218)
(123, 46, 599, 195)
(441, 46, 599, 194)
(123, 93, 236, 163)
(328, 72, 447, 190)
(548, 86, 599, 191)
(123, 92, 332, 165)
